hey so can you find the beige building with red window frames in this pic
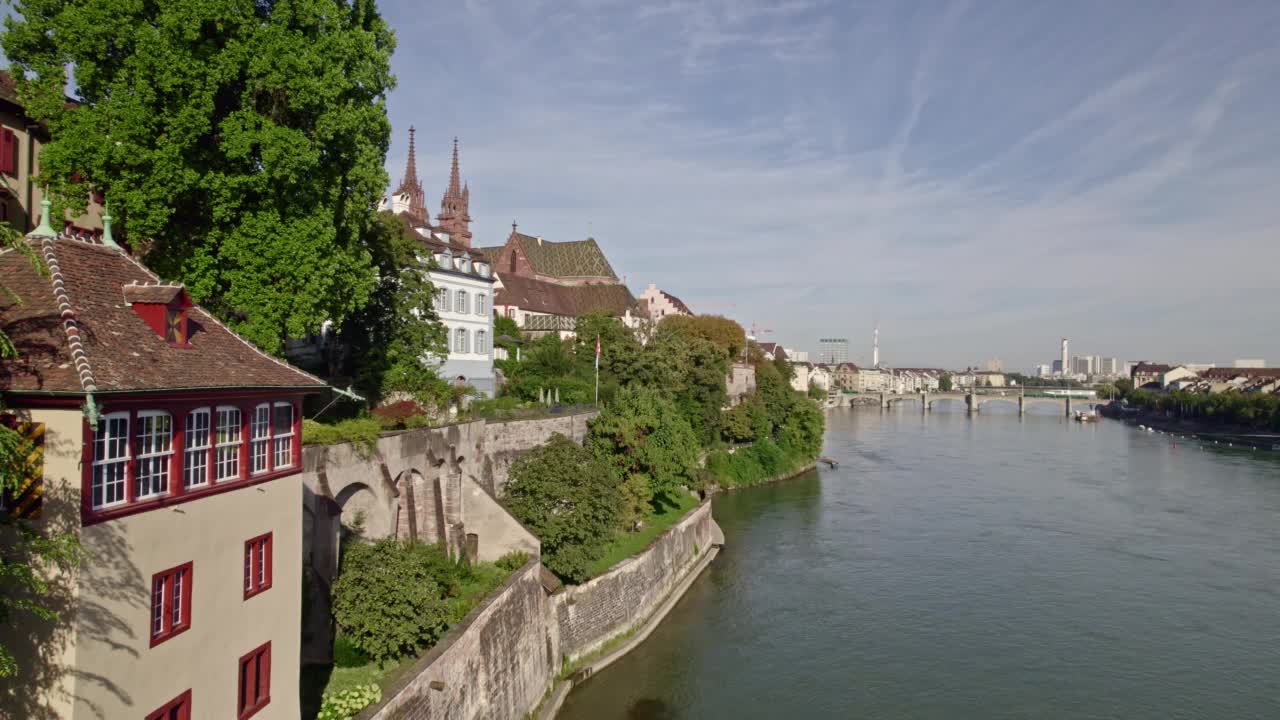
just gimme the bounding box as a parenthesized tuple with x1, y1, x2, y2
(0, 204, 327, 719)
(0, 71, 103, 237)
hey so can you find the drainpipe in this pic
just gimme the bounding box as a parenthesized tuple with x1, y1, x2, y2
(82, 393, 100, 430)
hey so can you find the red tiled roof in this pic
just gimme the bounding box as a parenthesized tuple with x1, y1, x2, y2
(1, 236, 327, 395)
(494, 273, 636, 318)
(122, 283, 185, 305)
(1131, 362, 1172, 375)
(1201, 367, 1280, 379)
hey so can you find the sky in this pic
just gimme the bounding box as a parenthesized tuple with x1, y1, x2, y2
(380, 0, 1280, 370)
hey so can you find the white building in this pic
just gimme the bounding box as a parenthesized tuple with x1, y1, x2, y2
(1234, 358, 1265, 368)
(427, 244, 497, 397)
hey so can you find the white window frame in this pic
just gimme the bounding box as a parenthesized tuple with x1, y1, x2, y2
(215, 406, 242, 482)
(441, 286, 452, 312)
(455, 327, 468, 354)
(134, 410, 173, 500)
(250, 403, 270, 475)
(91, 411, 130, 510)
(272, 402, 295, 470)
(184, 407, 212, 488)
(456, 290, 469, 314)
(476, 329, 488, 354)
(475, 293, 486, 316)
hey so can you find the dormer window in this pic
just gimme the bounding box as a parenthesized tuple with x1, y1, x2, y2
(124, 283, 191, 346)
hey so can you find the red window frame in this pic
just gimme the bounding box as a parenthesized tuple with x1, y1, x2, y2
(243, 532, 273, 599)
(78, 393, 305, 526)
(150, 561, 193, 648)
(237, 641, 271, 720)
(145, 689, 192, 720)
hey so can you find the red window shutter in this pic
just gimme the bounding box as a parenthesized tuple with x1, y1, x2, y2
(0, 129, 14, 176)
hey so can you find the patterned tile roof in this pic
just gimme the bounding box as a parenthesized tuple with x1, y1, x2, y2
(1, 236, 327, 394)
(512, 233, 617, 279)
(495, 273, 636, 318)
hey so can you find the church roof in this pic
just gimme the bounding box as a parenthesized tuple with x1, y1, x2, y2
(512, 233, 618, 280)
(495, 273, 636, 318)
(1, 235, 326, 395)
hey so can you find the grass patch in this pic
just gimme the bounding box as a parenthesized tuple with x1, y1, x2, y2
(583, 491, 700, 579)
(302, 417, 383, 452)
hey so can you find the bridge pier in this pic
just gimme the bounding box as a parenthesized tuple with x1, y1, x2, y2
(1065, 394, 1072, 417)
(880, 392, 888, 410)
(1018, 394, 1025, 415)
(920, 391, 929, 412)
(966, 389, 978, 415)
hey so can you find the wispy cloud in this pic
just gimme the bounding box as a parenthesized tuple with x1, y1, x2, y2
(381, 0, 1280, 368)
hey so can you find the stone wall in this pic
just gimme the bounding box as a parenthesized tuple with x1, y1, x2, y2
(554, 499, 721, 661)
(360, 561, 560, 720)
(479, 412, 595, 495)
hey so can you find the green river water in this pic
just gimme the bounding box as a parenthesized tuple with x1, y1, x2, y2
(557, 404, 1280, 719)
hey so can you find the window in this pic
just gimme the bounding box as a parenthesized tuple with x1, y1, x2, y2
(145, 690, 191, 720)
(272, 403, 294, 469)
(238, 642, 271, 719)
(184, 409, 211, 488)
(250, 404, 270, 475)
(456, 290, 468, 314)
(165, 307, 186, 344)
(455, 328, 468, 354)
(150, 562, 192, 646)
(135, 411, 173, 499)
(215, 406, 242, 482)
(475, 329, 488, 354)
(506, 307, 516, 319)
(436, 286, 450, 312)
(475, 293, 486, 315)
(244, 533, 273, 599)
(91, 413, 129, 509)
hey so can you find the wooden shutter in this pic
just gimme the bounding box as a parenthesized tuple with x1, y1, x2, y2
(0, 129, 15, 176)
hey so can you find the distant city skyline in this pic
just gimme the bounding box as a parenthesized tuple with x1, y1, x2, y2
(378, 2, 1280, 367)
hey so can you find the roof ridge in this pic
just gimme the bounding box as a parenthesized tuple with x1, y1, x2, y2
(114, 248, 327, 387)
(39, 236, 98, 392)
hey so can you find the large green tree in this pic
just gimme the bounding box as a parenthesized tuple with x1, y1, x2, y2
(341, 212, 448, 405)
(587, 387, 701, 525)
(2, 0, 396, 352)
(503, 434, 624, 583)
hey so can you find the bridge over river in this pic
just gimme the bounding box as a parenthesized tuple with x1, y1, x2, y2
(880, 388, 1103, 416)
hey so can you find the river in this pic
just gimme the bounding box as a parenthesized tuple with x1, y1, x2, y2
(557, 404, 1280, 719)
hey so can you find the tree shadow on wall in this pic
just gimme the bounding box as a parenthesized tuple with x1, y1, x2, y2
(0, 477, 144, 720)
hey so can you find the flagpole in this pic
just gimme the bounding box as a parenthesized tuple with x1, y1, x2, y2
(594, 334, 601, 406)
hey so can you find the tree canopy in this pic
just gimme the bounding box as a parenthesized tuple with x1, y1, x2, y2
(2, 0, 397, 352)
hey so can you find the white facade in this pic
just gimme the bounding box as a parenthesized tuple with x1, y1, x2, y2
(637, 282, 691, 321)
(1234, 358, 1266, 368)
(428, 247, 496, 397)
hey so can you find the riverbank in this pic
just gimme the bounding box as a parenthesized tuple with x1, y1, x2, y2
(1100, 403, 1280, 449)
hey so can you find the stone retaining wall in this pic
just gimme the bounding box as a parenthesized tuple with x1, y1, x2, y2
(554, 500, 721, 661)
(480, 413, 595, 495)
(361, 561, 560, 720)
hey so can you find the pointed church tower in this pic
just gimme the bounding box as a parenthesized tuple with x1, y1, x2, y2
(392, 126, 429, 224)
(437, 137, 472, 247)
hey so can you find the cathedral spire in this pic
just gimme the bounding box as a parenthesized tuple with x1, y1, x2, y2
(391, 126, 427, 223)
(438, 136, 472, 247)
(448, 137, 462, 196)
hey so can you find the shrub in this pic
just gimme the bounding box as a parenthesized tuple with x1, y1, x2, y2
(503, 434, 624, 583)
(330, 539, 451, 663)
(318, 683, 382, 720)
(371, 400, 426, 429)
(495, 550, 530, 572)
(302, 417, 383, 454)
(332, 634, 370, 668)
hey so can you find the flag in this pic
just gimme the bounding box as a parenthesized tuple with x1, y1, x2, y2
(594, 335, 601, 370)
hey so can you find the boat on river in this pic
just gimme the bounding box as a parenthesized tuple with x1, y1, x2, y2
(1074, 410, 1097, 422)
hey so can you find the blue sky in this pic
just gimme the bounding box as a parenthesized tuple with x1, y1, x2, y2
(381, 0, 1280, 370)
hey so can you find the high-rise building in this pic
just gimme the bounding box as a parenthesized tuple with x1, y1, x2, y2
(872, 325, 880, 368)
(1052, 359, 1063, 374)
(1034, 364, 1052, 377)
(1101, 357, 1120, 375)
(1072, 355, 1091, 375)
(985, 358, 1003, 372)
(1060, 338, 1069, 376)
(818, 338, 849, 365)
(1091, 355, 1102, 375)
